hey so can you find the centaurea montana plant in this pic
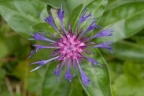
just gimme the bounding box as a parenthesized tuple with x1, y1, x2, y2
(29, 5, 113, 87)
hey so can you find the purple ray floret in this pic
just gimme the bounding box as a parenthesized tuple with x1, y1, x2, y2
(31, 33, 55, 43)
(86, 57, 98, 65)
(77, 59, 90, 87)
(82, 21, 97, 36)
(57, 5, 66, 34)
(94, 42, 113, 52)
(54, 67, 62, 77)
(91, 29, 113, 39)
(29, 5, 113, 87)
(78, 8, 91, 27)
(33, 44, 59, 52)
(31, 56, 59, 65)
(29, 45, 59, 58)
(86, 57, 103, 67)
(54, 62, 65, 81)
(29, 50, 36, 59)
(57, 5, 64, 23)
(65, 67, 74, 82)
(45, 14, 59, 33)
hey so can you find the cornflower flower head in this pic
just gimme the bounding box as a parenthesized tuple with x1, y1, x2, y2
(29, 5, 113, 87)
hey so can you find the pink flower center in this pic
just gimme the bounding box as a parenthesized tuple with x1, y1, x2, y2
(57, 33, 86, 60)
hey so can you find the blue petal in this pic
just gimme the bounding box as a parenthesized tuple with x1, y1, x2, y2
(81, 72, 90, 87)
(65, 65, 75, 82)
(76, 59, 90, 87)
(86, 57, 98, 65)
(33, 44, 59, 52)
(86, 57, 103, 67)
(94, 42, 113, 52)
(65, 69, 72, 82)
(54, 67, 61, 76)
(45, 14, 59, 33)
(82, 21, 97, 36)
(57, 4, 64, 23)
(91, 29, 113, 39)
(30, 33, 55, 43)
(31, 56, 59, 66)
(57, 5, 66, 34)
(77, 8, 91, 27)
(29, 50, 36, 58)
(54, 61, 65, 81)
(28, 45, 59, 58)
(30, 66, 42, 72)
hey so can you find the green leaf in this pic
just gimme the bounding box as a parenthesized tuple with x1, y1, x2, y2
(68, 4, 83, 31)
(106, 0, 144, 11)
(0, 0, 46, 38)
(87, 0, 108, 22)
(77, 49, 112, 96)
(0, 41, 9, 58)
(131, 32, 144, 45)
(113, 62, 144, 96)
(111, 41, 144, 62)
(99, 2, 144, 42)
(32, 23, 55, 32)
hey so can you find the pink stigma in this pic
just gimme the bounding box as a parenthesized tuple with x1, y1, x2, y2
(57, 33, 86, 60)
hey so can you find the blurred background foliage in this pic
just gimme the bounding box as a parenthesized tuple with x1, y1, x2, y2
(0, 0, 144, 96)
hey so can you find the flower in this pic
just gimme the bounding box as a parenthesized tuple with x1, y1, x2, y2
(29, 5, 113, 87)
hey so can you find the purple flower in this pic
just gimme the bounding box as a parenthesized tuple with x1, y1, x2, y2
(29, 6, 113, 87)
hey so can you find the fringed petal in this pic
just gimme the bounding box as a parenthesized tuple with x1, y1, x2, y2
(30, 56, 59, 66)
(94, 42, 113, 52)
(28, 50, 36, 59)
(91, 29, 113, 39)
(28, 45, 59, 58)
(30, 66, 42, 72)
(57, 5, 66, 34)
(76, 59, 90, 87)
(65, 63, 75, 82)
(77, 8, 91, 27)
(82, 21, 97, 36)
(54, 61, 65, 81)
(85, 57, 103, 67)
(33, 44, 59, 52)
(45, 14, 59, 33)
(30, 33, 55, 43)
